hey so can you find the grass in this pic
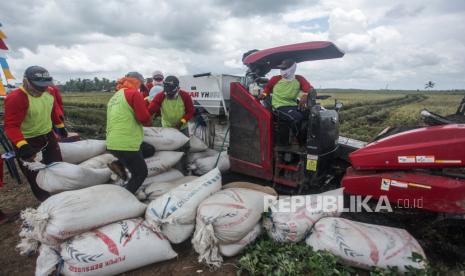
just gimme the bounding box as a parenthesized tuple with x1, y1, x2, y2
(317, 92, 463, 141)
(3, 90, 463, 142)
(237, 238, 430, 276)
(61, 92, 111, 139)
(61, 91, 113, 108)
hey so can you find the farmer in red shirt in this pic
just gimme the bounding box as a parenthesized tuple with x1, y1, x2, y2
(3, 66, 68, 201)
(47, 85, 64, 120)
(148, 75, 194, 135)
(148, 75, 194, 173)
(145, 78, 154, 92)
(106, 72, 153, 193)
(258, 58, 313, 143)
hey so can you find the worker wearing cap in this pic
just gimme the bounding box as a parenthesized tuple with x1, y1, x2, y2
(152, 70, 164, 86)
(148, 70, 164, 101)
(148, 76, 194, 173)
(258, 58, 313, 141)
(148, 75, 195, 135)
(3, 66, 68, 201)
(106, 72, 153, 194)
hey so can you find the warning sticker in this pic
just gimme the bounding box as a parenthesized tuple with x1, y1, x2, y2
(408, 183, 432, 189)
(435, 160, 462, 164)
(398, 156, 415, 163)
(306, 154, 318, 171)
(416, 155, 435, 163)
(390, 180, 408, 188)
(380, 179, 391, 191)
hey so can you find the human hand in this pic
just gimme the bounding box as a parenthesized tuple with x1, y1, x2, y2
(18, 144, 37, 162)
(258, 93, 267, 100)
(56, 127, 68, 138)
(298, 94, 308, 110)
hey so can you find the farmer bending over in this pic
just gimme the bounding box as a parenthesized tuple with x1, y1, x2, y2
(258, 58, 313, 143)
(106, 72, 153, 194)
(4, 66, 68, 201)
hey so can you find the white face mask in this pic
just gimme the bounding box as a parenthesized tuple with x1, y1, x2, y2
(280, 63, 297, 80)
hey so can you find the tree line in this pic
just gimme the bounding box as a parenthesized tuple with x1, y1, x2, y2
(59, 77, 117, 92)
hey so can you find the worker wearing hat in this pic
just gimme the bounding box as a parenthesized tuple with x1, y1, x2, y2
(3, 66, 68, 201)
(258, 58, 313, 142)
(148, 75, 195, 135)
(148, 75, 195, 173)
(152, 70, 164, 86)
(146, 70, 163, 92)
(106, 71, 153, 194)
(147, 70, 164, 101)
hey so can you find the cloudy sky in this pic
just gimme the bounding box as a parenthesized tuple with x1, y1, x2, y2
(1, 0, 465, 89)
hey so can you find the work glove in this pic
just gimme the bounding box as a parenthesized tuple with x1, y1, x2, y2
(258, 93, 268, 100)
(298, 93, 308, 110)
(55, 127, 68, 138)
(18, 144, 36, 162)
(175, 118, 187, 130)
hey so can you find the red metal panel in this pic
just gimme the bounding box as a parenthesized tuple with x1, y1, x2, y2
(350, 124, 465, 170)
(243, 41, 344, 67)
(229, 82, 273, 180)
(342, 167, 465, 214)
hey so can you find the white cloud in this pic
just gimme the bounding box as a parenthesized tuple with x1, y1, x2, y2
(1, 0, 465, 89)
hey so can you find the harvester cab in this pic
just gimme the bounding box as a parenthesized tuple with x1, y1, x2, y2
(229, 41, 358, 193)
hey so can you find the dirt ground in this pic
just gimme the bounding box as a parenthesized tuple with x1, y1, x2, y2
(0, 173, 237, 276)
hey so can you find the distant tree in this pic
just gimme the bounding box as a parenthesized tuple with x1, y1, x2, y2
(425, 81, 435, 90)
(60, 77, 117, 92)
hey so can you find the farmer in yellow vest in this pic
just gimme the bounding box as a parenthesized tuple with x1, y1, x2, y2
(148, 75, 195, 135)
(3, 66, 68, 201)
(148, 75, 195, 173)
(106, 72, 152, 194)
(258, 58, 313, 144)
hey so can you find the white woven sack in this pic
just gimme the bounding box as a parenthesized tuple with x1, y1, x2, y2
(192, 188, 277, 267)
(189, 135, 208, 152)
(79, 153, 117, 169)
(263, 188, 343, 243)
(306, 217, 426, 272)
(145, 168, 221, 244)
(145, 151, 184, 177)
(59, 140, 106, 164)
(35, 218, 177, 276)
(17, 185, 146, 255)
(36, 162, 112, 193)
(136, 169, 184, 194)
(136, 176, 198, 202)
(191, 151, 230, 175)
(186, 149, 218, 165)
(143, 127, 189, 150)
(219, 224, 262, 257)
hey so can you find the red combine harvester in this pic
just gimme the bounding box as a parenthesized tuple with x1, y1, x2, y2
(227, 41, 465, 258)
(229, 41, 357, 192)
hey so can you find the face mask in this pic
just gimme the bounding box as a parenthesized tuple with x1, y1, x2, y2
(280, 63, 297, 80)
(164, 83, 179, 97)
(24, 79, 46, 96)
